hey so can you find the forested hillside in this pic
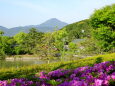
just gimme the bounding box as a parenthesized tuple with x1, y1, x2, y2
(60, 19, 92, 41)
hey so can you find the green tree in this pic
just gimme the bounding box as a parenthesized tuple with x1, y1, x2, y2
(14, 32, 27, 44)
(68, 42, 77, 52)
(0, 31, 15, 59)
(62, 19, 92, 42)
(0, 36, 16, 55)
(35, 32, 56, 62)
(0, 30, 5, 60)
(0, 30, 4, 36)
(0, 49, 6, 60)
(24, 28, 44, 54)
(53, 28, 68, 51)
(77, 39, 101, 55)
(90, 4, 115, 52)
(14, 32, 28, 54)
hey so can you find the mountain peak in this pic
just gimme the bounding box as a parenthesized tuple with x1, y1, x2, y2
(39, 18, 68, 28)
(50, 18, 58, 20)
(49, 18, 60, 21)
(47, 18, 65, 23)
(0, 18, 68, 36)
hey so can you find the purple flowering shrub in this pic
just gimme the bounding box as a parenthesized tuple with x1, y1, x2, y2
(0, 61, 115, 86)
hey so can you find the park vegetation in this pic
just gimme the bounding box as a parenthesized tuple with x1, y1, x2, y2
(0, 4, 115, 61)
(0, 4, 115, 60)
(0, 3, 115, 86)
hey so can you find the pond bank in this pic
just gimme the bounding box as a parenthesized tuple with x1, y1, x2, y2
(6, 57, 40, 61)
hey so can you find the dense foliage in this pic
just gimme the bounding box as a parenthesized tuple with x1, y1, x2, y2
(90, 4, 115, 52)
(14, 28, 44, 54)
(0, 28, 44, 59)
(60, 19, 92, 42)
(0, 61, 115, 86)
(0, 4, 114, 60)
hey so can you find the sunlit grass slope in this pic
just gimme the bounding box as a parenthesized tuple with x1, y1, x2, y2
(0, 53, 114, 80)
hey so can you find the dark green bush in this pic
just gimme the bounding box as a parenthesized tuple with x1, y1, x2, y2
(0, 50, 6, 60)
(95, 57, 103, 63)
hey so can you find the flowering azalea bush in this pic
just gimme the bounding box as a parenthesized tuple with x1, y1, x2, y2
(0, 61, 115, 86)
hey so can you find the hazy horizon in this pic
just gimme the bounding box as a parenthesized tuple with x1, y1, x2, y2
(0, 0, 115, 28)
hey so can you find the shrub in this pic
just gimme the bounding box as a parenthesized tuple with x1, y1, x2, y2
(0, 50, 6, 60)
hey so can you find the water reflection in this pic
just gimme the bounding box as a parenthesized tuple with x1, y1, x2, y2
(0, 58, 48, 68)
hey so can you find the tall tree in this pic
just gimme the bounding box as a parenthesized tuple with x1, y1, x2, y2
(24, 28, 44, 54)
(14, 32, 28, 54)
(90, 4, 115, 52)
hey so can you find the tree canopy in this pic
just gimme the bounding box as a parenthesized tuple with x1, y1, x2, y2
(90, 4, 115, 51)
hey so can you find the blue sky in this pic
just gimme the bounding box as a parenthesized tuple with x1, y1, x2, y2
(0, 0, 115, 28)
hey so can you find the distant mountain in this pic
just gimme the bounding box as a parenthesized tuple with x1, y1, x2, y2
(39, 18, 67, 28)
(38, 18, 68, 32)
(0, 18, 68, 36)
(0, 26, 9, 35)
(0, 26, 8, 31)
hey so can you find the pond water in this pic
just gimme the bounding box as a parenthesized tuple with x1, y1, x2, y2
(0, 58, 53, 69)
(0, 56, 85, 69)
